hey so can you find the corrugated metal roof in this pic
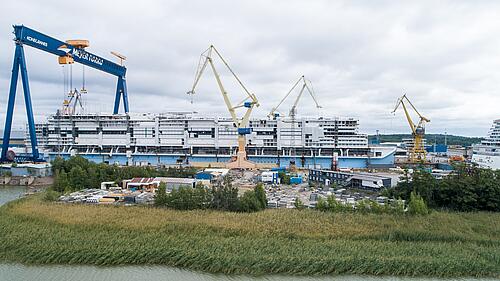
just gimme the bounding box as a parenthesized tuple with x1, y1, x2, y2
(154, 177, 196, 184)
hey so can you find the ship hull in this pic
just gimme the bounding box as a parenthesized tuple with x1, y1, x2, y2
(43, 149, 395, 169)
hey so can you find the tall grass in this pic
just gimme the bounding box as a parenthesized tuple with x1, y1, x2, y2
(0, 195, 499, 277)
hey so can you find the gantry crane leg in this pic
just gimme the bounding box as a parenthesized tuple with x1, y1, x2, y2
(1, 25, 129, 162)
(1, 44, 41, 162)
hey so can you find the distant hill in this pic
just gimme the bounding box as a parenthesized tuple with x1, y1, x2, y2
(368, 134, 483, 147)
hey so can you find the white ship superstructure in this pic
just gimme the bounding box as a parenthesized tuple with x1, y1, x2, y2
(31, 112, 395, 168)
(472, 119, 500, 170)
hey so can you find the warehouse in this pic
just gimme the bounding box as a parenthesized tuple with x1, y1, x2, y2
(308, 169, 392, 189)
(124, 177, 196, 192)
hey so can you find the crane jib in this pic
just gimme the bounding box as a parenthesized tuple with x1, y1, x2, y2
(14, 25, 126, 77)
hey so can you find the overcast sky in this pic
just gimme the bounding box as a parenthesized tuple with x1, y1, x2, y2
(0, 0, 499, 137)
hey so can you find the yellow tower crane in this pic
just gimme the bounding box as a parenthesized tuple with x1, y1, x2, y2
(392, 94, 430, 163)
(187, 45, 259, 169)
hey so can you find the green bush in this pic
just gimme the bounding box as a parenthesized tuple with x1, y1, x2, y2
(239, 190, 262, 212)
(163, 185, 212, 210)
(43, 190, 61, 202)
(294, 197, 306, 210)
(408, 191, 429, 215)
(315, 195, 408, 215)
(390, 198, 406, 215)
(278, 171, 290, 185)
(316, 198, 328, 211)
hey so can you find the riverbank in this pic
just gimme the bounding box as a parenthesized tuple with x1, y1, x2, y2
(0, 195, 499, 278)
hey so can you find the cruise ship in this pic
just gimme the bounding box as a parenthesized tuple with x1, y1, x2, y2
(472, 119, 500, 170)
(30, 111, 395, 169)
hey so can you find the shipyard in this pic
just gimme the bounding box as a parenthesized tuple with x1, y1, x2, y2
(0, 1, 499, 280)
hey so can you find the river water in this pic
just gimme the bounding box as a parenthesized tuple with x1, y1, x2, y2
(0, 264, 495, 281)
(0, 185, 27, 206)
(0, 187, 495, 281)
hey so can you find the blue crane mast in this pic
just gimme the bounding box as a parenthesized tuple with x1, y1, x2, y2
(1, 25, 129, 162)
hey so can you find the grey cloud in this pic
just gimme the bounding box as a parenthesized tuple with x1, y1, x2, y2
(0, 0, 499, 137)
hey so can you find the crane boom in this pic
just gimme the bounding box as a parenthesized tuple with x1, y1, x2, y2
(393, 96, 417, 134)
(392, 94, 430, 163)
(15, 25, 126, 77)
(187, 45, 259, 169)
(207, 56, 239, 124)
(268, 75, 321, 118)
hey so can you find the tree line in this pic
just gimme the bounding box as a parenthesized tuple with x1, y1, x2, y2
(155, 177, 267, 213)
(51, 156, 197, 192)
(384, 164, 500, 212)
(369, 134, 483, 147)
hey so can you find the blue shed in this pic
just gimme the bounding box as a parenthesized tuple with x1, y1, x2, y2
(290, 176, 303, 184)
(195, 172, 213, 180)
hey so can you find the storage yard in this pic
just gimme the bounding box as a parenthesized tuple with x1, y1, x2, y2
(52, 166, 404, 210)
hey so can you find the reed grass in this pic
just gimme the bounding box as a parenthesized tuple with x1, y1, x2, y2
(0, 195, 499, 277)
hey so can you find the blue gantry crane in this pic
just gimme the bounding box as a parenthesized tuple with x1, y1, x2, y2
(1, 25, 129, 162)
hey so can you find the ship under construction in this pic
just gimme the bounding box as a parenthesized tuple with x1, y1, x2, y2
(31, 112, 396, 169)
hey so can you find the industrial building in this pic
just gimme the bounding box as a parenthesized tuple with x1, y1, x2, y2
(123, 177, 196, 192)
(308, 169, 393, 189)
(195, 168, 229, 184)
(260, 171, 280, 184)
(0, 163, 52, 177)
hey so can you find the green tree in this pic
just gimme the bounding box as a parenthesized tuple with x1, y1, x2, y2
(254, 183, 267, 209)
(278, 171, 290, 185)
(239, 190, 262, 212)
(68, 166, 87, 190)
(52, 169, 70, 192)
(154, 182, 168, 206)
(51, 156, 65, 173)
(86, 167, 100, 189)
(163, 184, 211, 210)
(192, 184, 212, 209)
(211, 177, 240, 211)
(411, 168, 437, 207)
(408, 191, 429, 215)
